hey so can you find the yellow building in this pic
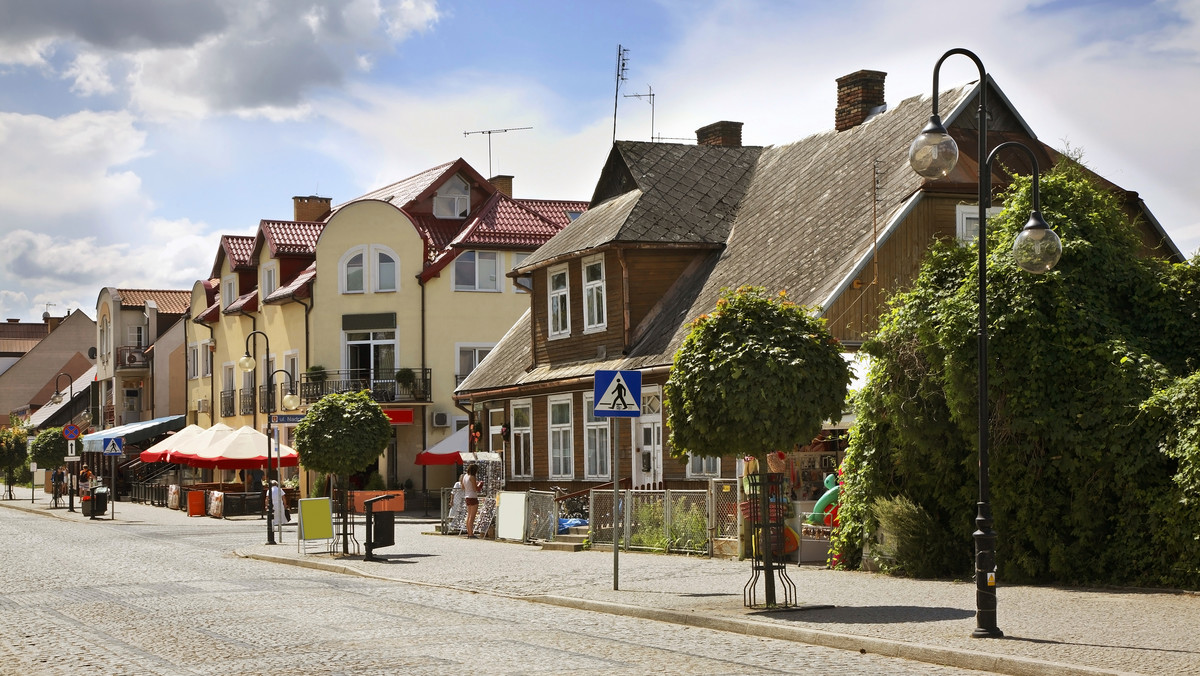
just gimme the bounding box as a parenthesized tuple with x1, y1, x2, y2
(186, 161, 585, 497)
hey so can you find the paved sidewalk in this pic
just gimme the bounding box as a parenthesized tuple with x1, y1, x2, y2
(5, 488, 1197, 675)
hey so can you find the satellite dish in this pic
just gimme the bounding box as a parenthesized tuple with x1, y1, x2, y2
(88, 347, 97, 359)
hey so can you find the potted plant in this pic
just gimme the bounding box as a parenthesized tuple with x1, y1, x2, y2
(307, 365, 327, 383)
(394, 367, 416, 397)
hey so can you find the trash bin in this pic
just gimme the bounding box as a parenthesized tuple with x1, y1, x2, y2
(92, 487, 109, 515)
(364, 494, 397, 562)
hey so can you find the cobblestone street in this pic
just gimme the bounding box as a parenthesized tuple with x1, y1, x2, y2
(0, 503, 983, 675)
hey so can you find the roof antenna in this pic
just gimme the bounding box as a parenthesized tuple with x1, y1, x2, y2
(463, 126, 533, 177)
(624, 84, 655, 141)
(612, 44, 629, 144)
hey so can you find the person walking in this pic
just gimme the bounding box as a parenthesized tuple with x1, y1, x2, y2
(268, 480, 290, 524)
(460, 464, 483, 538)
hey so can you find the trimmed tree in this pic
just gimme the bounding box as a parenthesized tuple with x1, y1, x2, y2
(831, 161, 1200, 587)
(30, 427, 69, 471)
(0, 420, 29, 499)
(665, 286, 851, 604)
(293, 390, 392, 553)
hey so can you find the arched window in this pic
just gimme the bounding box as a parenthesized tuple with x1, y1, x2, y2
(371, 245, 399, 292)
(341, 248, 366, 294)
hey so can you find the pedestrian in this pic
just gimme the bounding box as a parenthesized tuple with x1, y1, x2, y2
(79, 464, 93, 494)
(460, 464, 483, 538)
(268, 480, 290, 524)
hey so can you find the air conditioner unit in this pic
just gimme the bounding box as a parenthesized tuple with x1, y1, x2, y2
(432, 411, 450, 427)
(196, 399, 210, 413)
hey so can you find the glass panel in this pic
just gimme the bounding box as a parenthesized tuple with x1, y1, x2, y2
(459, 348, 474, 376)
(513, 405, 530, 428)
(346, 332, 370, 341)
(551, 402, 570, 425)
(479, 252, 498, 290)
(377, 253, 396, 290)
(346, 253, 364, 292)
(455, 251, 476, 289)
(551, 271, 566, 291)
(373, 343, 395, 376)
(586, 262, 602, 283)
(372, 331, 395, 341)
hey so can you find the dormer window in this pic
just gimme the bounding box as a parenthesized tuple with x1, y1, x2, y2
(222, 276, 237, 308)
(583, 254, 606, 332)
(433, 175, 470, 219)
(262, 263, 278, 298)
(548, 265, 570, 339)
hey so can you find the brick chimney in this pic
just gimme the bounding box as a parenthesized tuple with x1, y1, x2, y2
(696, 121, 743, 148)
(835, 70, 886, 132)
(489, 175, 513, 197)
(292, 195, 332, 222)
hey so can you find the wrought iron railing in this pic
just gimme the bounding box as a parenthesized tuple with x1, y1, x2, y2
(238, 388, 256, 415)
(220, 390, 235, 417)
(300, 368, 431, 404)
(258, 384, 276, 413)
(115, 345, 149, 370)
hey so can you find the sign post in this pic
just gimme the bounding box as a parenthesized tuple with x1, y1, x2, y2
(102, 438, 124, 520)
(593, 370, 641, 591)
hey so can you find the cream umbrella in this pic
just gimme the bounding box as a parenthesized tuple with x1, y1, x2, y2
(139, 424, 204, 463)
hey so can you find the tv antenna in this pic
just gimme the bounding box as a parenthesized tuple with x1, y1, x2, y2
(624, 84, 655, 141)
(612, 44, 629, 144)
(463, 126, 532, 176)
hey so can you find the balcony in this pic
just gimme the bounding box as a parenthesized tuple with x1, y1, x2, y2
(115, 346, 149, 370)
(300, 368, 431, 405)
(238, 388, 256, 415)
(220, 390, 235, 418)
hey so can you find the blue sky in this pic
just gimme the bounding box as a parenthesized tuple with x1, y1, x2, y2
(1, 0, 1197, 322)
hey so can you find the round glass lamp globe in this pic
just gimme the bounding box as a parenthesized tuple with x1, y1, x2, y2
(281, 392, 301, 411)
(237, 354, 256, 372)
(1013, 220, 1062, 274)
(909, 130, 959, 179)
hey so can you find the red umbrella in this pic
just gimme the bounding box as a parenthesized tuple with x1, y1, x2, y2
(415, 425, 469, 465)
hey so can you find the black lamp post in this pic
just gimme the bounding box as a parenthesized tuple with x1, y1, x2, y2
(909, 48, 1062, 639)
(50, 373, 78, 513)
(239, 331, 300, 545)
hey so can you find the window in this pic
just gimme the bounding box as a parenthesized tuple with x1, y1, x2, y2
(375, 249, 396, 292)
(344, 250, 365, 293)
(583, 255, 606, 331)
(511, 401, 532, 478)
(187, 344, 199, 380)
(128, 325, 146, 347)
(433, 175, 470, 219)
(454, 251, 499, 291)
(549, 395, 573, 479)
(548, 265, 570, 339)
(346, 331, 396, 385)
(284, 351, 299, 394)
(99, 318, 109, 359)
(222, 276, 237, 308)
(223, 365, 236, 392)
(956, 204, 1004, 243)
(262, 263, 278, 298)
(688, 454, 720, 478)
(457, 345, 493, 383)
(488, 408, 505, 454)
(511, 253, 529, 292)
(584, 394, 610, 479)
(201, 342, 213, 377)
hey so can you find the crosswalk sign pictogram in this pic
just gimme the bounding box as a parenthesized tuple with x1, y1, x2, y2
(593, 370, 642, 418)
(103, 437, 124, 456)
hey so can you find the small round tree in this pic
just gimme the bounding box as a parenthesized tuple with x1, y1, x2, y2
(293, 390, 392, 553)
(30, 427, 69, 472)
(665, 286, 851, 605)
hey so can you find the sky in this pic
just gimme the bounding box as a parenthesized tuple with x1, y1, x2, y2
(0, 0, 1197, 323)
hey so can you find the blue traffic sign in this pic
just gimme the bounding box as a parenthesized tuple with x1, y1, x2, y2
(102, 437, 124, 456)
(270, 414, 304, 424)
(593, 370, 642, 418)
(62, 424, 80, 440)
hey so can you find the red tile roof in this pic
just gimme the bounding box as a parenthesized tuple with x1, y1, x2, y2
(222, 235, 256, 270)
(517, 199, 589, 229)
(195, 300, 221, 323)
(222, 289, 259, 315)
(265, 262, 316, 304)
(451, 194, 567, 249)
(116, 289, 192, 315)
(261, 220, 324, 256)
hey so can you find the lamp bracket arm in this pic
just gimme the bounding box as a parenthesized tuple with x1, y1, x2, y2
(931, 48, 986, 117)
(984, 140, 1042, 210)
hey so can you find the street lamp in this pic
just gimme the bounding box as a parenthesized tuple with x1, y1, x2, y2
(239, 331, 300, 545)
(51, 373, 79, 513)
(909, 48, 1062, 639)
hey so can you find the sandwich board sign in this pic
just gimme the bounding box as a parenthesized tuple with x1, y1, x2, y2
(593, 370, 641, 418)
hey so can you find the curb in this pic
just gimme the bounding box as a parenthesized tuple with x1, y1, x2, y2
(237, 548, 1129, 676)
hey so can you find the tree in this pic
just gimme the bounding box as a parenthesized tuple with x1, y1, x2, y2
(831, 161, 1200, 588)
(30, 427, 69, 471)
(0, 419, 29, 499)
(665, 286, 851, 461)
(293, 390, 392, 553)
(665, 286, 851, 606)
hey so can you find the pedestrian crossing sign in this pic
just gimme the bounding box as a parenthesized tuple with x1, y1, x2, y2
(103, 437, 124, 456)
(593, 370, 641, 417)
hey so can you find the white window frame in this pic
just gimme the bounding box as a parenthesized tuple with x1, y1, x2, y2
(340, 246, 366, 294)
(488, 408, 506, 455)
(222, 364, 236, 393)
(548, 264, 570, 340)
(433, 175, 470, 219)
(283, 350, 300, 394)
(548, 394, 574, 479)
(261, 262, 278, 299)
(187, 343, 199, 380)
(127, 324, 146, 347)
(454, 250, 500, 292)
(222, 275, 237, 309)
(583, 254, 606, 332)
(956, 204, 1004, 243)
(511, 253, 529, 293)
(371, 245, 399, 293)
(686, 453, 721, 478)
(510, 400, 533, 479)
(456, 343, 494, 382)
(201, 341, 213, 377)
(583, 393, 610, 480)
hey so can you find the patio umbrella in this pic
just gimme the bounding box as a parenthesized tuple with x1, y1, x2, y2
(167, 423, 234, 466)
(415, 425, 469, 465)
(187, 426, 300, 470)
(139, 424, 204, 463)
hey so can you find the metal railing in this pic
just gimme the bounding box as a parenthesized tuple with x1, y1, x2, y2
(300, 368, 432, 404)
(238, 388, 255, 415)
(115, 345, 149, 370)
(258, 384, 276, 413)
(589, 489, 711, 555)
(220, 390, 235, 417)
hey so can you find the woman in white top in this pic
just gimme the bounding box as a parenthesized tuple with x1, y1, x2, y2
(460, 464, 483, 538)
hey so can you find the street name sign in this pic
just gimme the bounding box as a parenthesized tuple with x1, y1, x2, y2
(270, 414, 304, 424)
(593, 370, 641, 418)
